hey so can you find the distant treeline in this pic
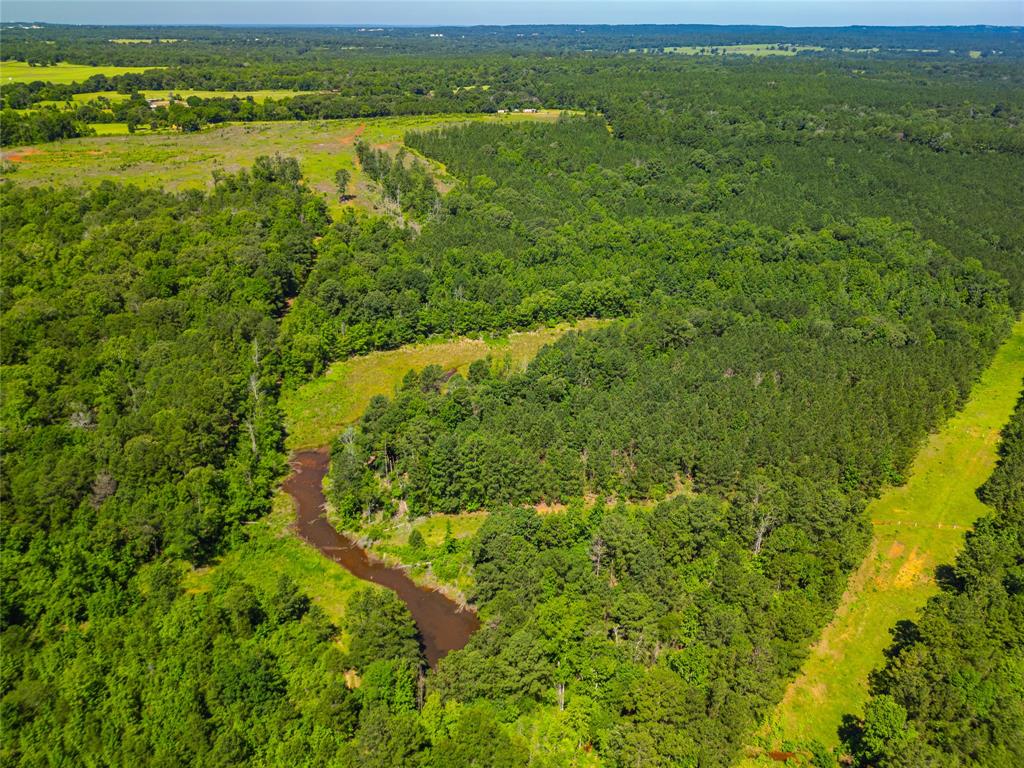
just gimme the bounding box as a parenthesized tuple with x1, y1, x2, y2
(3, 23, 1021, 64)
(4, 52, 1021, 167)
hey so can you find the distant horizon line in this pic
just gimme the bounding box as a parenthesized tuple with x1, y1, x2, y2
(4, 2, 1022, 28)
(3, 21, 1022, 30)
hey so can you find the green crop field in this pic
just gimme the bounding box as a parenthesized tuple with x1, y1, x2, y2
(0, 59, 164, 84)
(0, 111, 566, 217)
(281, 318, 608, 451)
(744, 315, 1024, 760)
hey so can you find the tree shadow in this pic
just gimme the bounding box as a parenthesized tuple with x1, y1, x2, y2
(934, 563, 960, 592)
(837, 713, 863, 760)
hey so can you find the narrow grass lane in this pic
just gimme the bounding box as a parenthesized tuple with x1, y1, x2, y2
(751, 316, 1024, 755)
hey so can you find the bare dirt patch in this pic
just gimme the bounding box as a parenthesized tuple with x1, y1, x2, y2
(3, 147, 44, 163)
(893, 548, 927, 588)
(338, 123, 366, 146)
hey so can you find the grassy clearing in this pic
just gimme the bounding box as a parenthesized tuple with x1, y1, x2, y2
(354, 512, 490, 602)
(182, 491, 370, 645)
(109, 38, 181, 44)
(282, 318, 608, 451)
(641, 44, 824, 56)
(743, 316, 1024, 759)
(0, 60, 164, 84)
(36, 89, 309, 108)
(87, 123, 132, 136)
(0, 111, 565, 218)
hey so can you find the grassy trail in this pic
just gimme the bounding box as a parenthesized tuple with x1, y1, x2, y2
(750, 316, 1024, 755)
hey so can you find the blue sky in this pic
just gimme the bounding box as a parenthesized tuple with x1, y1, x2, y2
(3, 1, 1022, 27)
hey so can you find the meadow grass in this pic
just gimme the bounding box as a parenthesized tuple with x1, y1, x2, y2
(0, 111, 566, 218)
(663, 44, 825, 56)
(281, 318, 607, 451)
(182, 491, 370, 644)
(743, 316, 1024, 759)
(0, 60, 164, 84)
(109, 38, 181, 44)
(358, 511, 489, 601)
(87, 123, 133, 136)
(37, 89, 310, 108)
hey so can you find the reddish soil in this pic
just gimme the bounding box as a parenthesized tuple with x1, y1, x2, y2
(337, 123, 366, 146)
(3, 147, 44, 163)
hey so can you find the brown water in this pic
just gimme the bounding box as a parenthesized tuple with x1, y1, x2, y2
(282, 449, 479, 666)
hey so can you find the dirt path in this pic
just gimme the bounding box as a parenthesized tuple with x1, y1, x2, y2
(745, 316, 1024, 758)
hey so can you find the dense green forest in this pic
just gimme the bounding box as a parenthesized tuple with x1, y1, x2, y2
(2, 23, 1023, 768)
(323, 219, 1009, 764)
(843, 395, 1024, 767)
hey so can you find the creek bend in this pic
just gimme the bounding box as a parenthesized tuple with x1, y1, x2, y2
(283, 449, 479, 666)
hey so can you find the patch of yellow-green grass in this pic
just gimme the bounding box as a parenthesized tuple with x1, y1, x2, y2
(359, 512, 488, 601)
(0, 111, 567, 218)
(183, 491, 373, 645)
(87, 122, 132, 136)
(662, 44, 824, 56)
(742, 316, 1024, 760)
(0, 60, 164, 84)
(110, 38, 181, 44)
(34, 90, 310, 112)
(281, 318, 608, 451)
(410, 513, 488, 547)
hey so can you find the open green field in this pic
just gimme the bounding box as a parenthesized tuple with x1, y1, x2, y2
(0, 111, 565, 217)
(282, 318, 607, 451)
(35, 88, 310, 108)
(182, 491, 371, 646)
(659, 44, 824, 56)
(0, 60, 164, 84)
(743, 316, 1024, 760)
(110, 38, 181, 44)
(87, 122, 133, 136)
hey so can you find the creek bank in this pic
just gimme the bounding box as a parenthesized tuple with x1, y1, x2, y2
(282, 449, 479, 666)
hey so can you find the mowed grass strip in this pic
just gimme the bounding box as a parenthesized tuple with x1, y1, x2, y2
(756, 316, 1024, 752)
(282, 318, 608, 451)
(0, 60, 164, 84)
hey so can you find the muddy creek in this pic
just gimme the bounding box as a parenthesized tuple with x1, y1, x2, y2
(282, 449, 479, 666)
